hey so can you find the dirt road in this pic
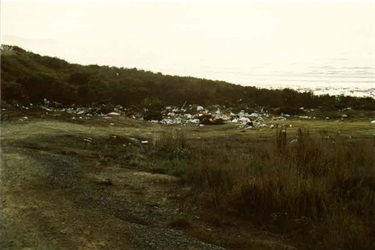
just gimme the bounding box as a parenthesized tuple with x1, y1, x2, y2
(0, 118, 225, 250)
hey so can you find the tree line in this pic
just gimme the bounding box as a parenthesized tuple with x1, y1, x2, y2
(1, 45, 374, 113)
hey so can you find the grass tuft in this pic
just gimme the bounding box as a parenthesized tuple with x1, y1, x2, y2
(184, 127, 375, 249)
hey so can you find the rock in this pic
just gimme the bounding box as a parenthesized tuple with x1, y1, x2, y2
(109, 123, 115, 126)
(196, 106, 204, 111)
(141, 140, 149, 144)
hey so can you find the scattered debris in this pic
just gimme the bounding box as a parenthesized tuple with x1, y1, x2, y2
(107, 112, 121, 116)
(96, 178, 114, 186)
(83, 138, 92, 143)
(5, 99, 358, 129)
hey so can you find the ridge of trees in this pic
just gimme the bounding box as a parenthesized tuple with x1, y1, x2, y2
(1, 45, 374, 112)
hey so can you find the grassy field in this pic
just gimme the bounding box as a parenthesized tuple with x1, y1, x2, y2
(129, 119, 375, 249)
(183, 124, 374, 249)
(1, 108, 374, 249)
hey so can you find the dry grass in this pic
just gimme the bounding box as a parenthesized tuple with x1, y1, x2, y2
(183, 127, 375, 249)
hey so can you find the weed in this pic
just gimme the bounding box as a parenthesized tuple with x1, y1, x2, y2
(184, 128, 375, 249)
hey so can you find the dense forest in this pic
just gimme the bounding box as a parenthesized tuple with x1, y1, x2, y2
(1, 45, 374, 112)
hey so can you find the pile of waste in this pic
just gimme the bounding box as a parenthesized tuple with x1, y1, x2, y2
(6, 99, 360, 128)
(155, 104, 269, 128)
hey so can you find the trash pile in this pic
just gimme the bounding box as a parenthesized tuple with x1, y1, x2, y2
(156, 104, 269, 128)
(3, 99, 338, 128)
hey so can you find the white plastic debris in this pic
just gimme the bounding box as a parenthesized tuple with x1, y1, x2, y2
(83, 138, 92, 143)
(141, 140, 149, 144)
(239, 117, 251, 124)
(107, 112, 121, 116)
(188, 119, 200, 124)
(184, 114, 193, 119)
(299, 116, 311, 120)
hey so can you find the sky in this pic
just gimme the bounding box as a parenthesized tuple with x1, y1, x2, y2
(1, 0, 374, 90)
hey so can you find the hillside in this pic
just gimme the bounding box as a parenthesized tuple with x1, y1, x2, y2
(1, 45, 374, 112)
(2, 45, 375, 249)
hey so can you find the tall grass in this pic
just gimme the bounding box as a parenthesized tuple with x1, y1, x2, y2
(184, 128, 375, 249)
(149, 129, 189, 176)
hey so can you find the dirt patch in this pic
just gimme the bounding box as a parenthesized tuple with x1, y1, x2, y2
(0, 119, 225, 250)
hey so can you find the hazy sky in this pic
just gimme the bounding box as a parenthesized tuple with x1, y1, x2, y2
(1, 0, 374, 87)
